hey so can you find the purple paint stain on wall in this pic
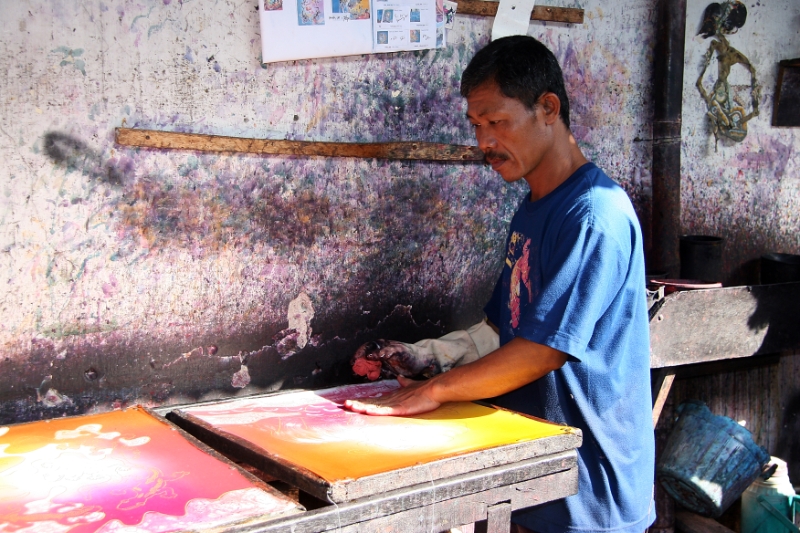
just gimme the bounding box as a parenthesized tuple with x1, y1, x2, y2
(736, 137, 792, 178)
(101, 274, 119, 298)
(184, 46, 194, 63)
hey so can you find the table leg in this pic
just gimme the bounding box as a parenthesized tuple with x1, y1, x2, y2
(474, 501, 512, 533)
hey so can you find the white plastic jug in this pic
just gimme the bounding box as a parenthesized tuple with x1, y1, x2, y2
(741, 457, 799, 533)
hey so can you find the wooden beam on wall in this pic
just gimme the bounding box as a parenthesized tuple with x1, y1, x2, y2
(456, 2, 584, 23)
(116, 128, 485, 162)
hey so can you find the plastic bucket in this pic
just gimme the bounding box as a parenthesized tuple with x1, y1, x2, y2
(657, 400, 771, 517)
(680, 235, 725, 283)
(761, 253, 800, 284)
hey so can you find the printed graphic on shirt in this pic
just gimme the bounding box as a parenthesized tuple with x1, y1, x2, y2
(506, 231, 534, 330)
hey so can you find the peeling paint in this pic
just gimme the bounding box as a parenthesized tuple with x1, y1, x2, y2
(39, 389, 72, 408)
(231, 365, 251, 388)
(287, 292, 315, 350)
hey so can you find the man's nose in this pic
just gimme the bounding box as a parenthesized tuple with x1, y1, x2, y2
(475, 127, 496, 152)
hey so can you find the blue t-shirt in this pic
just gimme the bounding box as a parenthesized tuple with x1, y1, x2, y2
(484, 163, 655, 533)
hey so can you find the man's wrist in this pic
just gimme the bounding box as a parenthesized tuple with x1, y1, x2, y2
(424, 374, 449, 405)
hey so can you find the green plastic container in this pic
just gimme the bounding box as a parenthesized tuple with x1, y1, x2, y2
(742, 457, 799, 533)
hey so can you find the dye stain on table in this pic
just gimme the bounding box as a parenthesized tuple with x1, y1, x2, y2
(0, 407, 301, 532)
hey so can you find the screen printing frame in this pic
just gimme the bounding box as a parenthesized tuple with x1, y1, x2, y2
(0, 406, 304, 532)
(166, 386, 582, 504)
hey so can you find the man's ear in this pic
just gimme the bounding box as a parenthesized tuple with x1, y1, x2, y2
(539, 93, 562, 125)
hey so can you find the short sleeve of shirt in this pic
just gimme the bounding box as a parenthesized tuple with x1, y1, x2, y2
(518, 209, 630, 361)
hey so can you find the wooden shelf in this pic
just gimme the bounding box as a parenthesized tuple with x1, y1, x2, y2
(456, 2, 584, 23)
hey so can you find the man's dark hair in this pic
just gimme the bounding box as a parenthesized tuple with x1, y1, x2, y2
(460, 35, 571, 128)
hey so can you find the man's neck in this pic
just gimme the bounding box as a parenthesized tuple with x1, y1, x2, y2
(525, 131, 588, 202)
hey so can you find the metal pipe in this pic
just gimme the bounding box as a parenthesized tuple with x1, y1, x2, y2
(650, 0, 687, 278)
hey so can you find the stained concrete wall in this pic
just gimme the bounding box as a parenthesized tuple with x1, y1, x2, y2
(681, 0, 800, 285)
(0, 0, 657, 423)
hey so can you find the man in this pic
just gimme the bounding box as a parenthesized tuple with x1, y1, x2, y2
(345, 35, 655, 533)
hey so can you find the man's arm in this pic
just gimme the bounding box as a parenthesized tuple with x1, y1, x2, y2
(343, 337, 567, 416)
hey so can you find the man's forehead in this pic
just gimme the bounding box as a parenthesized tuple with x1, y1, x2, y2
(466, 82, 524, 116)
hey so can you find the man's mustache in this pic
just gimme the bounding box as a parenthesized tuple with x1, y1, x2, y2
(483, 150, 510, 165)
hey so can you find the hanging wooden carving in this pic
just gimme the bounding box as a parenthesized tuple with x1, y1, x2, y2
(695, 1, 760, 145)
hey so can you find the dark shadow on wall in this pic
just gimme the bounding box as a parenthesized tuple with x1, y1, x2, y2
(775, 392, 800, 486)
(0, 302, 451, 425)
(43, 131, 130, 186)
(747, 282, 800, 357)
(748, 282, 800, 482)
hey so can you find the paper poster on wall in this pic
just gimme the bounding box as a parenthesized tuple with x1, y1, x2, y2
(260, 0, 443, 63)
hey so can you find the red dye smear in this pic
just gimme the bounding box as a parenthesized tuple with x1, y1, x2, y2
(352, 358, 382, 380)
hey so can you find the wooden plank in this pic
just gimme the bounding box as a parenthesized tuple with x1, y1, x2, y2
(672, 354, 780, 379)
(115, 128, 485, 162)
(205, 453, 578, 532)
(456, 1, 584, 23)
(675, 511, 735, 533)
(649, 282, 800, 368)
(651, 368, 676, 429)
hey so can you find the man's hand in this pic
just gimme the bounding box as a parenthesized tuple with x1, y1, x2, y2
(345, 337, 568, 418)
(343, 376, 441, 416)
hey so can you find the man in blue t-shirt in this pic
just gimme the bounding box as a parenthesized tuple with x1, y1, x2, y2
(345, 36, 655, 533)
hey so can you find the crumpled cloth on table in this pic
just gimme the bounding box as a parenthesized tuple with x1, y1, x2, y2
(351, 320, 500, 380)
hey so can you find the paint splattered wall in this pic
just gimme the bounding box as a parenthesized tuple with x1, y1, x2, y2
(0, 0, 656, 423)
(682, 0, 800, 284)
